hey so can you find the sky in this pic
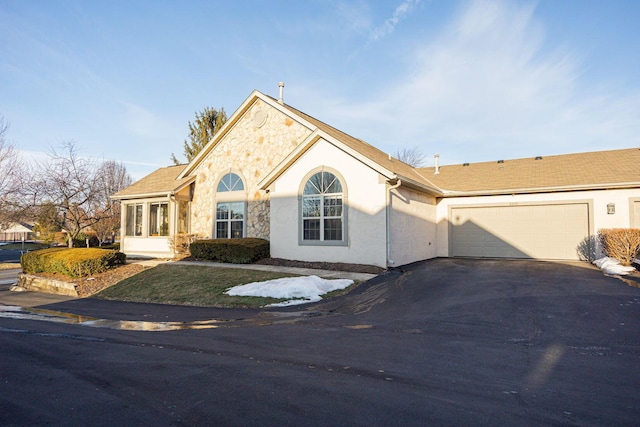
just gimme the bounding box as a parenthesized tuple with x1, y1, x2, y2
(1, 0, 639, 180)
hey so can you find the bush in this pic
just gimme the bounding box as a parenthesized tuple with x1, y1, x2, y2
(190, 238, 270, 264)
(598, 228, 640, 266)
(21, 247, 126, 278)
(99, 242, 120, 251)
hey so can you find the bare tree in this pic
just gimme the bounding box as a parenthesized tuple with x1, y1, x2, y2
(30, 142, 106, 247)
(395, 146, 427, 168)
(92, 160, 132, 245)
(0, 116, 25, 228)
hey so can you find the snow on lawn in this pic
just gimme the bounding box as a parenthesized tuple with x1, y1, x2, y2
(593, 257, 637, 275)
(225, 275, 354, 307)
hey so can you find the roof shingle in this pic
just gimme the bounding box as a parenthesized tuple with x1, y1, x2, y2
(418, 148, 640, 195)
(112, 164, 193, 199)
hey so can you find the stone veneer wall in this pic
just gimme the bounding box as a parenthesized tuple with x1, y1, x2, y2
(189, 99, 312, 239)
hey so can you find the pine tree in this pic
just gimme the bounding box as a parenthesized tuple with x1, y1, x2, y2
(171, 106, 227, 165)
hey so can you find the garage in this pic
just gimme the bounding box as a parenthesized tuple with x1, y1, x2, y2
(449, 202, 590, 260)
(633, 200, 640, 228)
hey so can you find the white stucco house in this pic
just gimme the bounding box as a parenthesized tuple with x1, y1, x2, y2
(112, 89, 640, 267)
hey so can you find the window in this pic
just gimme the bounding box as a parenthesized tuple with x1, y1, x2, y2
(125, 204, 143, 236)
(302, 171, 344, 242)
(216, 202, 245, 238)
(149, 202, 169, 236)
(217, 173, 244, 192)
(215, 173, 246, 239)
(177, 200, 190, 234)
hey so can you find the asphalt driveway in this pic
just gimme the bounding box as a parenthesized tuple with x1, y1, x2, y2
(1, 258, 639, 425)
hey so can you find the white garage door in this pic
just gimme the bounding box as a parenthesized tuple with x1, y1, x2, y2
(633, 201, 640, 228)
(450, 203, 590, 260)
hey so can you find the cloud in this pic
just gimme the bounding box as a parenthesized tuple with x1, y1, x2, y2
(370, 0, 420, 40)
(307, 0, 640, 165)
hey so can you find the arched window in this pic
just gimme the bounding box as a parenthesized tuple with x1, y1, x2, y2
(216, 173, 246, 238)
(217, 173, 244, 192)
(301, 170, 345, 243)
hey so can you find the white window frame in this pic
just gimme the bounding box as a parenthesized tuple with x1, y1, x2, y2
(125, 203, 144, 237)
(299, 168, 348, 246)
(215, 172, 247, 239)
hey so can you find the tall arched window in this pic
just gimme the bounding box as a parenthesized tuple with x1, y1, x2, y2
(216, 173, 246, 239)
(301, 170, 346, 243)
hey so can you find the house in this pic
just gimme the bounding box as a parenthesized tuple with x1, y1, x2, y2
(112, 88, 640, 267)
(0, 222, 35, 242)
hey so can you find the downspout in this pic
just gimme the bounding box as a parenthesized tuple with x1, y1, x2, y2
(386, 179, 402, 267)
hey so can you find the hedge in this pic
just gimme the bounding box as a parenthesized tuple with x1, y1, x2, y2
(190, 238, 270, 264)
(598, 228, 640, 266)
(21, 247, 126, 278)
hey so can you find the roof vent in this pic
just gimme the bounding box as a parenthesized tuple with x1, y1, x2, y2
(535, 156, 543, 160)
(463, 162, 469, 167)
(434, 154, 440, 174)
(278, 82, 285, 104)
(497, 160, 504, 164)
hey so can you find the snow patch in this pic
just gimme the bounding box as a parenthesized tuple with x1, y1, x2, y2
(225, 275, 354, 307)
(593, 257, 637, 275)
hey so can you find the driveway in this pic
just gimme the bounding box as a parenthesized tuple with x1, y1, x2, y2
(0, 258, 638, 426)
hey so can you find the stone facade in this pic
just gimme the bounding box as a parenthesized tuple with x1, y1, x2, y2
(189, 99, 312, 240)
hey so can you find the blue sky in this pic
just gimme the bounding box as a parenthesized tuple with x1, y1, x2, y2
(1, 0, 639, 179)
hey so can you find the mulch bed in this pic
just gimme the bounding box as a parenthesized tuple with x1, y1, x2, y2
(253, 257, 386, 274)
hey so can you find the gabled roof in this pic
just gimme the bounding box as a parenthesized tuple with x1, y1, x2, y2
(419, 148, 640, 196)
(272, 99, 442, 193)
(176, 90, 442, 194)
(112, 164, 194, 199)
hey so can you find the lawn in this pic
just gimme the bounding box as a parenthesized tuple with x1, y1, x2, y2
(95, 264, 302, 308)
(0, 242, 50, 251)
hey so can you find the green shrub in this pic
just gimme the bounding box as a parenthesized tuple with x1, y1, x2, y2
(21, 247, 126, 278)
(598, 228, 640, 266)
(99, 242, 120, 251)
(190, 238, 270, 264)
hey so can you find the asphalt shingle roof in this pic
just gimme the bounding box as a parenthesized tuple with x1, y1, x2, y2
(418, 148, 640, 195)
(112, 164, 193, 199)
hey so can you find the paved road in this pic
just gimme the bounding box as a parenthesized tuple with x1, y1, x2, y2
(0, 249, 22, 263)
(1, 259, 639, 426)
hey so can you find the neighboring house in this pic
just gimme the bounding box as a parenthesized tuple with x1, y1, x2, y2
(0, 222, 35, 242)
(112, 89, 640, 266)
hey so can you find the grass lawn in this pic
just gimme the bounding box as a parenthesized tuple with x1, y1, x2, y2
(0, 242, 50, 251)
(95, 264, 303, 308)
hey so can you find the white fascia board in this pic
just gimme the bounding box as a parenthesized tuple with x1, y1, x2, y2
(258, 129, 399, 190)
(177, 91, 318, 180)
(439, 181, 640, 197)
(177, 90, 264, 179)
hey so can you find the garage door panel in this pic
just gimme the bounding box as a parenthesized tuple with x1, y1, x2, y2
(634, 201, 640, 228)
(450, 203, 590, 260)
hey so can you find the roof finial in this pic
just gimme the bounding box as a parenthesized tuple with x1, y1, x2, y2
(278, 82, 285, 104)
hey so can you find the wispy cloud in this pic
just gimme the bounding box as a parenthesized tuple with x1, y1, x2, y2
(370, 0, 420, 40)
(307, 0, 640, 165)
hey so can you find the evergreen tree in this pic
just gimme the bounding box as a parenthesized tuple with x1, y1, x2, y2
(171, 106, 227, 165)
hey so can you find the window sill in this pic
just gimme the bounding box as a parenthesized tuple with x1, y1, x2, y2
(299, 240, 348, 247)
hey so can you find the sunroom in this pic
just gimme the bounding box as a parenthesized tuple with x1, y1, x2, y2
(112, 165, 194, 258)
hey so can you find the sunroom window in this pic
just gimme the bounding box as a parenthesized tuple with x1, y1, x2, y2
(149, 202, 169, 236)
(125, 204, 143, 236)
